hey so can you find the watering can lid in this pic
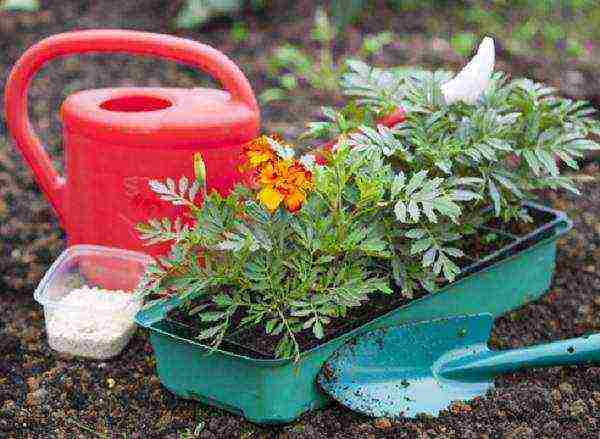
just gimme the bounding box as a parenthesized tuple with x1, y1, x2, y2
(60, 87, 260, 149)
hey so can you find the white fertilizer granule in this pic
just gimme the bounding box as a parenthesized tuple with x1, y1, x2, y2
(44, 285, 141, 359)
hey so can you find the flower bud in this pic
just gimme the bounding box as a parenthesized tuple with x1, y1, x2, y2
(193, 152, 207, 187)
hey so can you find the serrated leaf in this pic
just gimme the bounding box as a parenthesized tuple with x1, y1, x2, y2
(422, 247, 436, 267)
(405, 171, 428, 195)
(265, 318, 278, 334)
(394, 201, 407, 222)
(411, 238, 433, 254)
(200, 312, 227, 322)
(407, 199, 421, 222)
(291, 309, 312, 317)
(313, 320, 324, 339)
(451, 190, 479, 201)
(452, 177, 484, 186)
(272, 322, 284, 336)
(421, 201, 438, 223)
(488, 179, 501, 215)
(433, 255, 443, 275)
(197, 325, 223, 340)
(441, 255, 460, 281)
(443, 247, 464, 257)
(535, 149, 559, 176)
(522, 150, 540, 175)
(433, 198, 461, 219)
(391, 172, 406, 197)
(435, 159, 452, 174)
(475, 143, 497, 161)
(492, 173, 523, 197)
(405, 228, 426, 239)
(486, 138, 513, 152)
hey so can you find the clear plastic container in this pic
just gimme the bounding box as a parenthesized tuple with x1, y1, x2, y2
(34, 245, 153, 359)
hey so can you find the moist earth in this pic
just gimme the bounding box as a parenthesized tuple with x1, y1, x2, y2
(1, 1, 600, 437)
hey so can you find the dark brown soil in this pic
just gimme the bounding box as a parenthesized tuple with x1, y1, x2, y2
(485, 208, 557, 237)
(1, 164, 599, 438)
(1, 1, 600, 437)
(459, 231, 515, 261)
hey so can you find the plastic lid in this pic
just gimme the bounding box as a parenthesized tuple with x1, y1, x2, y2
(34, 245, 154, 307)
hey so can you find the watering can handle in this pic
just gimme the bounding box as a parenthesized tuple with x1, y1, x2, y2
(4, 29, 258, 225)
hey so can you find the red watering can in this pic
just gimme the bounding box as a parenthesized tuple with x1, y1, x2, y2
(5, 30, 260, 256)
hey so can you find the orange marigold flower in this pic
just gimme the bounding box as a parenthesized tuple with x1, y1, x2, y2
(240, 134, 314, 213)
(257, 185, 285, 212)
(284, 189, 306, 212)
(257, 160, 313, 213)
(241, 135, 276, 170)
(287, 163, 313, 191)
(258, 161, 278, 186)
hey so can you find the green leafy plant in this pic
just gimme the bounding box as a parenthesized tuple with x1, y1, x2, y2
(0, 0, 40, 12)
(137, 54, 599, 361)
(138, 140, 395, 360)
(303, 59, 600, 293)
(230, 21, 249, 43)
(260, 8, 393, 103)
(174, 0, 264, 29)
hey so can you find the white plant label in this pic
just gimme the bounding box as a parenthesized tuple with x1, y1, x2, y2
(441, 37, 495, 105)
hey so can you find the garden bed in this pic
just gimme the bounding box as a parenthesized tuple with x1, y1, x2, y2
(1, 0, 600, 436)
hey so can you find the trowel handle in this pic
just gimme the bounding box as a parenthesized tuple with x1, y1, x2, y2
(444, 333, 600, 381)
(4, 29, 258, 226)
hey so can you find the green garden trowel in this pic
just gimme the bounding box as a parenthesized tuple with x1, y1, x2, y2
(318, 313, 600, 418)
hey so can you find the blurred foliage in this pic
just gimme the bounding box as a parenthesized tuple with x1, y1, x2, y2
(453, 0, 599, 63)
(328, 0, 600, 66)
(174, 0, 264, 29)
(450, 32, 477, 57)
(230, 21, 249, 43)
(330, 0, 367, 30)
(0, 0, 39, 12)
(175, 0, 599, 74)
(261, 8, 393, 103)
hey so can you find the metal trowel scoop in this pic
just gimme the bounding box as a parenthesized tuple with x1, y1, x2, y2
(318, 313, 600, 418)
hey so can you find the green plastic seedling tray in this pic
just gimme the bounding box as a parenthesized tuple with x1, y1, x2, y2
(136, 202, 571, 424)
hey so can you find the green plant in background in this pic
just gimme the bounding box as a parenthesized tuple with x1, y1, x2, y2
(0, 0, 40, 11)
(451, 32, 477, 57)
(175, 0, 265, 29)
(230, 21, 249, 43)
(482, 232, 498, 245)
(457, 0, 599, 62)
(322, 0, 600, 68)
(260, 7, 393, 103)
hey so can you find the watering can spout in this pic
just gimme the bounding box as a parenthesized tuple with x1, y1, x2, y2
(5, 30, 260, 255)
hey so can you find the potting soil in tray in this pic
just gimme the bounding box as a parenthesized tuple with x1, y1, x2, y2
(166, 203, 565, 359)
